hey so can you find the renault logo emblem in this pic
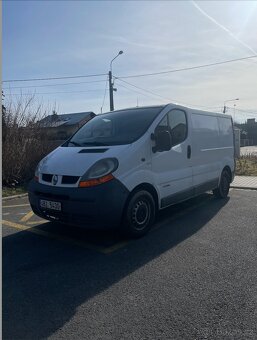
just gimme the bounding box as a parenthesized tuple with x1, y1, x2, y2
(52, 175, 58, 185)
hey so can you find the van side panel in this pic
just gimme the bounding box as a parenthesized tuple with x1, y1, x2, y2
(191, 113, 221, 189)
(217, 116, 235, 177)
(116, 133, 162, 204)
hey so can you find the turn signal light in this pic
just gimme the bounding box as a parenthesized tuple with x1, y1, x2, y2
(34, 176, 39, 182)
(79, 174, 114, 188)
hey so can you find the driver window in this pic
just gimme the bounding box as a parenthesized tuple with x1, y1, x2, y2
(155, 115, 170, 134)
(168, 110, 187, 146)
(155, 110, 187, 147)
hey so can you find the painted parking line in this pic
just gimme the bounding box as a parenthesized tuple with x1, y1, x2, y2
(2, 220, 30, 231)
(102, 241, 130, 254)
(26, 221, 46, 225)
(2, 219, 126, 254)
(20, 211, 34, 223)
(2, 204, 31, 208)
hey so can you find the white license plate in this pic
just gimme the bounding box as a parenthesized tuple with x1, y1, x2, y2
(40, 199, 62, 211)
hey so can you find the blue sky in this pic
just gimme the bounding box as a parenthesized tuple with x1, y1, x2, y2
(3, 1, 257, 121)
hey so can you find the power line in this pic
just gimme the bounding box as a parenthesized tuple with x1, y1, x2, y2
(5, 89, 105, 96)
(115, 55, 257, 79)
(118, 82, 166, 102)
(116, 78, 223, 110)
(226, 106, 257, 116)
(115, 78, 172, 102)
(4, 55, 256, 84)
(2, 79, 107, 89)
(234, 108, 257, 114)
(2, 73, 108, 83)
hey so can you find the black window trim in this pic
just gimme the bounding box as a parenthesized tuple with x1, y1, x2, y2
(155, 108, 188, 148)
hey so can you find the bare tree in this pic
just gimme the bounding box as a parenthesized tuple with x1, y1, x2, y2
(2, 94, 56, 186)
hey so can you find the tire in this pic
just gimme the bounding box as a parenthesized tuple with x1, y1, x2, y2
(122, 190, 156, 238)
(213, 170, 230, 198)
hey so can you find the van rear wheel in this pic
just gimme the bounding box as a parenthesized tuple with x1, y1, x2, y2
(213, 170, 230, 198)
(123, 190, 156, 238)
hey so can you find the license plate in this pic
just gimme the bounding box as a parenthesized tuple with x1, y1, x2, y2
(40, 199, 62, 211)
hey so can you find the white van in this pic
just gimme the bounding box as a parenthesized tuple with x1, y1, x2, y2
(28, 104, 235, 237)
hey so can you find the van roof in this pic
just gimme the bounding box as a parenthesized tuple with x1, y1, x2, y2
(109, 105, 167, 113)
(167, 103, 232, 119)
(107, 103, 232, 119)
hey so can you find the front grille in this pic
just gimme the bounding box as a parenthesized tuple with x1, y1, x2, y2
(42, 174, 53, 182)
(42, 174, 79, 185)
(62, 176, 80, 184)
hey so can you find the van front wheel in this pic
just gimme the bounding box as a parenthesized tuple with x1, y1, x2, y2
(213, 170, 230, 198)
(123, 190, 156, 238)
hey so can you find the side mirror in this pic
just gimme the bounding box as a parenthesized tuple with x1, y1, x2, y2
(152, 130, 172, 153)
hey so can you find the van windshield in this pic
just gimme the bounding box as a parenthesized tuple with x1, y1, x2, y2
(66, 106, 164, 146)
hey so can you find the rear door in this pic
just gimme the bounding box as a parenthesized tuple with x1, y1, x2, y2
(151, 108, 193, 208)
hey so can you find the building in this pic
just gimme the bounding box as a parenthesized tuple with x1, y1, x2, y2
(38, 111, 95, 140)
(235, 118, 257, 146)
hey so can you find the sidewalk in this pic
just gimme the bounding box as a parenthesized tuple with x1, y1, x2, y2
(231, 176, 257, 190)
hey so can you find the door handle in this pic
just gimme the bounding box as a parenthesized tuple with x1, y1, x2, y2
(187, 145, 191, 159)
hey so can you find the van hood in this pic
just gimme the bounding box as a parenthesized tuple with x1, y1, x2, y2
(38, 145, 130, 176)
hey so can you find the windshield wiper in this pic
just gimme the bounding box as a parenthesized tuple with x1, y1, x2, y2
(68, 141, 82, 147)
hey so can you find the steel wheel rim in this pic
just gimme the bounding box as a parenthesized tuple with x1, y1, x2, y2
(132, 199, 150, 230)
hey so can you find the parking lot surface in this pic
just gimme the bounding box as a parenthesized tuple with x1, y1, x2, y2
(2, 189, 257, 339)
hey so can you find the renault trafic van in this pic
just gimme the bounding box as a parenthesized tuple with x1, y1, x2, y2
(28, 104, 235, 237)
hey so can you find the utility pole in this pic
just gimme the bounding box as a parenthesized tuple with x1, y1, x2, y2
(223, 98, 239, 114)
(109, 70, 114, 111)
(109, 51, 123, 111)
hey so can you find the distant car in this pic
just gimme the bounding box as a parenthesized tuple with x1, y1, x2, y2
(28, 104, 235, 237)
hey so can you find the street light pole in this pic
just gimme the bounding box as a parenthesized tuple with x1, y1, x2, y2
(223, 98, 239, 113)
(109, 70, 114, 111)
(109, 51, 123, 111)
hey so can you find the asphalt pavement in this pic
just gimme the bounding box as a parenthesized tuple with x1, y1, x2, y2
(2, 189, 257, 340)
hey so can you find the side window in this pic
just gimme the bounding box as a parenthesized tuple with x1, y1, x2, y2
(168, 109, 187, 146)
(157, 115, 168, 128)
(155, 114, 170, 134)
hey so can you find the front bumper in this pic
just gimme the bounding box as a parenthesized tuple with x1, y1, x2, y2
(28, 179, 129, 229)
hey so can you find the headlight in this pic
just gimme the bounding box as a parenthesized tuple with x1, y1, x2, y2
(34, 156, 48, 181)
(79, 158, 119, 188)
(35, 165, 39, 177)
(34, 164, 40, 181)
(85, 158, 118, 179)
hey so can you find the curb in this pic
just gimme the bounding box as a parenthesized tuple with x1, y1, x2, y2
(2, 193, 28, 201)
(231, 186, 257, 191)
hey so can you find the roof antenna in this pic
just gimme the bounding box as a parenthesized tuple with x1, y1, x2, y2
(136, 97, 139, 107)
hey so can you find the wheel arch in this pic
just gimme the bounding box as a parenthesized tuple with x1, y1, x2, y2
(222, 165, 233, 183)
(122, 183, 159, 220)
